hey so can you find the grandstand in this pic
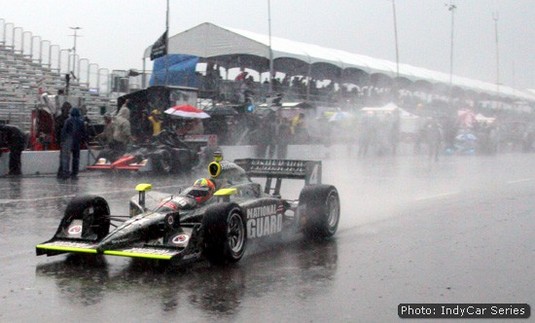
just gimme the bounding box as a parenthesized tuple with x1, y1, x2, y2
(0, 42, 116, 132)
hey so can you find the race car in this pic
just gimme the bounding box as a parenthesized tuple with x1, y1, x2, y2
(36, 153, 340, 265)
(87, 130, 203, 174)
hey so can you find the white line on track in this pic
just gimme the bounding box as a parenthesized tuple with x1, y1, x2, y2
(414, 191, 460, 201)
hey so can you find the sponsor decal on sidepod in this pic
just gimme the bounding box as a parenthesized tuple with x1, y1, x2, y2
(246, 204, 282, 238)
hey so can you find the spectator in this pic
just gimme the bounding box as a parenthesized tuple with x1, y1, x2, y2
(111, 105, 132, 153)
(276, 115, 291, 159)
(139, 109, 153, 142)
(186, 119, 204, 135)
(250, 111, 277, 158)
(79, 105, 95, 138)
(59, 107, 87, 179)
(55, 101, 71, 178)
(422, 117, 443, 162)
(0, 124, 27, 176)
(148, 109, 163, 136)
(94, 113, 114, 146)
(251, 123, 269, 158)
(388, 110, 401, 156)
(235, 69, 248, 82)
(358, 111, 377, 158)
(264, 110, 278, 158)
(290, 112, 309, 144)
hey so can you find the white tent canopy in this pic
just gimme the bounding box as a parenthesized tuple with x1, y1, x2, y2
(144, 22, 535, 102)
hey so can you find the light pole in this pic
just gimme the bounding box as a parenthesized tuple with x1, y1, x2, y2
(391, 0, 400, 78)
(69, 26, 82, 75)
(493, 12, 500, 97)
(391, 0, 400, 104)
(267, 0, 274, 94)
(446, 1, 456, 109)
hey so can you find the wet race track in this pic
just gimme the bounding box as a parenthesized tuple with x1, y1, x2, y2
(1, 152, 534, 322)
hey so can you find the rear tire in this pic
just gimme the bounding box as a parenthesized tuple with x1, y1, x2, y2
(202, 203, 246, 265)
(55, 195, 111, 241)
(153, 149, 172, 174)
(298, 185, 340, 239)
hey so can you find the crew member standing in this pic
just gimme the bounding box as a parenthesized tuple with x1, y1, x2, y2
(148, 109, 163, 136)
(0, 124, 27, 176)
(94, 113, 114, 146)
(276, 116, 291, 159)
(55, 101, 72, 178)
(59, 107, 87, 179)
(111, 105, 132, 153)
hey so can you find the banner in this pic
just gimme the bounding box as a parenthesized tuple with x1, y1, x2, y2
(149, 54, 199, 87)
(150, 31, 167, 60)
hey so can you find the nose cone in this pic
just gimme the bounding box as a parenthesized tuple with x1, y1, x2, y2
(96, 213, 164, 252)
(96, 225, 141, 252)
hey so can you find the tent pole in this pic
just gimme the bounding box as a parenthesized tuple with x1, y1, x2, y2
(267, 0, 274, 94)
(142, 57, 146, 88)
(165, 0, 170, 86)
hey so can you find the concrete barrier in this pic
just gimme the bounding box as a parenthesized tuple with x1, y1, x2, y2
(0, 149, 95, 176)
(1, 142, 415, 176)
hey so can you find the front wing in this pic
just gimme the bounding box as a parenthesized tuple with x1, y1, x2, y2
(36, 240, 190, 261)
(36, 225, 202, 263)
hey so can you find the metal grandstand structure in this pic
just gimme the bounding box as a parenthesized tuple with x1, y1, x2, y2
(0, 19, 148, 131)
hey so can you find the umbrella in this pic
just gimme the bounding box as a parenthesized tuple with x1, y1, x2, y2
(164, 105, 210, 119)
(204, 105, 239, 116)
(456, 133, 477, 142)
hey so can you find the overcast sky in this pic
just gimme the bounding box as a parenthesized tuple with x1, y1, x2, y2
(1, 0, 533, 90)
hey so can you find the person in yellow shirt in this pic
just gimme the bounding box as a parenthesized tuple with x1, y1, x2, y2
(290, 112, 309, 143)
(148, 109, 162, 136)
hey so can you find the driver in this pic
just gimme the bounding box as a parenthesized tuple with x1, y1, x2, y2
(183, 178, 215, 204)
(157, 178, 216, 212)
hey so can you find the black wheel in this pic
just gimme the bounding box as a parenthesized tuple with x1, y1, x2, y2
(55, 195, 111, 241)
(298, 185, 340, 239)
(202, 203, 246, 265)
(152, 149, 172, 174)
(170, 155, 182, 174)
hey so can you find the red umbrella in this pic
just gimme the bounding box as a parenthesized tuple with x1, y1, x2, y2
(164, 104, 210, 119)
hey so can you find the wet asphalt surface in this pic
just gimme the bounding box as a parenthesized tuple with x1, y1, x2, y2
(0, 152, 534, 322)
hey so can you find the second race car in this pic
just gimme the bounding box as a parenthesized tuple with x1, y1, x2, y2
(87, 130, 206, 174)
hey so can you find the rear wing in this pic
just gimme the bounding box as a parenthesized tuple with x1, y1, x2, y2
(234, 158, 322, 185)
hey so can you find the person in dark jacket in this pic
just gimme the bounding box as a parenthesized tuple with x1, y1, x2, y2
(0, 124, 27, 176)
(55, 101, 72, 177)
(59, 107, 87, 179)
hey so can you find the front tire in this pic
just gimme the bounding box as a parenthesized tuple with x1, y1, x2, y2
(202, 203, 246, 265)
(55, 195, 111, 241)
(298, 185, 340, 239)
